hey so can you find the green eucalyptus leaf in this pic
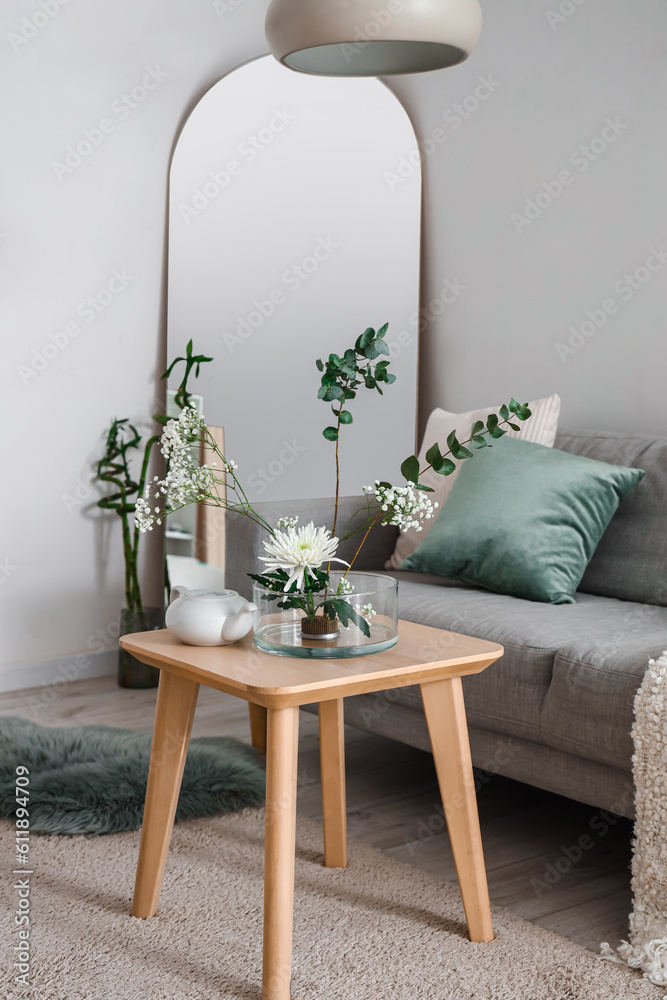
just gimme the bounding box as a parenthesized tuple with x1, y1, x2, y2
(486, 413, 499, 432)
(425, 442, 443, 467)
(446, 430, 460, 453)
(339, 410, 353, 424)
(316, 359, 324, 372)
(415, 484, 435, 492)
(401, 455, 420, 483)
(471, 436, 489, 449)
(471, 420, 485, 437)
(364, 343, 380, 360)
(489, 426, 506, 439)
(323, 426, 339, 441)
(508, 422, 521, 432)
(499, 404, 509, 421)
(377, 322, 389, 338)
(356, 327, 375, 350)
(435, 458, 457, 476)
(375, 339, 390, 356)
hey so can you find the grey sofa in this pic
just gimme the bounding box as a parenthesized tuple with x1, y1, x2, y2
(227, 429, 667, 819)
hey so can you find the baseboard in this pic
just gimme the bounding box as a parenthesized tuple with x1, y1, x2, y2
(0, 649, 116, 694)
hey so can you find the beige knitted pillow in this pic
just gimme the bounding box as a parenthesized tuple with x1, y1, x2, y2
(386, 394, 561, 570)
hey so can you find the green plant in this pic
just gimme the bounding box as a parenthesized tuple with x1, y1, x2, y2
(313, 326, 532, 573)
(95, 340, 212, 614)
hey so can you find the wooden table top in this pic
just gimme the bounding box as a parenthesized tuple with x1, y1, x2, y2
(120, 621, 503, 708)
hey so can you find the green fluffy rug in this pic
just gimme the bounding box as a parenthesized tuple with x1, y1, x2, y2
(0, 715, 265, 835)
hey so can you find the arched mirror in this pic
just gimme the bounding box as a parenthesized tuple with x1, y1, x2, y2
(166, 55, 421, 585)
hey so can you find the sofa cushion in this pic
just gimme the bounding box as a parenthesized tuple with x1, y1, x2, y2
(400, 437, 644, 605)
(391, 575, 665, 762)
(387, 394, 561, 569)
(557, 429, 667, 606)
(541, 623, 667, 770)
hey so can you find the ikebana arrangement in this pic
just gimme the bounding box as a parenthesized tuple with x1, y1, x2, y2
(136, 323, 531, 651)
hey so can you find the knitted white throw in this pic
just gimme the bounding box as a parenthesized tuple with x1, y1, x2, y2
(601, 651, 667, 986)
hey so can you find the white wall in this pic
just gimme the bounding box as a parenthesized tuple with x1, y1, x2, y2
(2, 0, 664, 691)
(0, 0, 272, 691)
(387, 0, 667, 436)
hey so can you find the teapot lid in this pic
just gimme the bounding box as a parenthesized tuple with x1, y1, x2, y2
(185, 589, 235, 599)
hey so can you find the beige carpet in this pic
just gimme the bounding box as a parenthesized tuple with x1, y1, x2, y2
(2, 809, 660, 1000)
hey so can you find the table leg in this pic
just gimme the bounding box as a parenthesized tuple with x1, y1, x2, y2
(131, 670, 200, 919)
(318, 699, 347, 868)
(263, 706, 299, 1000)
(420, 676, 494, 942)
(249, 702, 268, 754)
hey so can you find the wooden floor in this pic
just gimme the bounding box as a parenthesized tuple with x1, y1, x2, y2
(1, 674, 633, 954)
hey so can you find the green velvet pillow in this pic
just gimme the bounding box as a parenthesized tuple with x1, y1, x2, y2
(401, 437, 645, 604)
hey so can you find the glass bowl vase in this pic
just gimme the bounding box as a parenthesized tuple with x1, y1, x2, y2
(252, 571, 398, 658)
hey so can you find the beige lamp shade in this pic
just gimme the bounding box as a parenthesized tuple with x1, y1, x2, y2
(265, 0, 483, 77)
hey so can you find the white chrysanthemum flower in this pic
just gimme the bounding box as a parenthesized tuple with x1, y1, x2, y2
(259, 521, 348, 591)
(365, 481, 438, 532)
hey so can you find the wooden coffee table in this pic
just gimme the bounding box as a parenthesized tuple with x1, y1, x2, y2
(121, 620, 503, 1000)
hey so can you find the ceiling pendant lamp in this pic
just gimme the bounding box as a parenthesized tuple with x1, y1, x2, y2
(265, 0, 483, 77)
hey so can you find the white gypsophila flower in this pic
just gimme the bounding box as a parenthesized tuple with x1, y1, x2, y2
(135, 407, 221, 533)
(259, 521, 348, 591)
(356, 603, 376, 622)
(336, 577, 354, 596)
(366, 480, 438, 532)
(275, 515, 299, 531)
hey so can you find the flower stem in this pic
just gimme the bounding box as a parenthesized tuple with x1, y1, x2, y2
(342, 509, 383, 580)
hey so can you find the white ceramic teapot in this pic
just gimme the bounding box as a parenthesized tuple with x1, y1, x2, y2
(165, 587, 257, 646)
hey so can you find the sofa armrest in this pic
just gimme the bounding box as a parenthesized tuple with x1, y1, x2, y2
(225, 496, 399, 599)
